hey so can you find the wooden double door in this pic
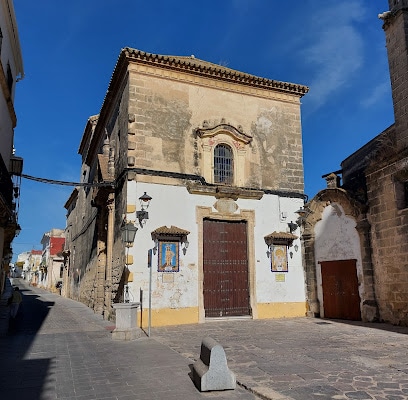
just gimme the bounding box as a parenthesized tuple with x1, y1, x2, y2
(203, 219, 251, 318)
(321, 259, 361, 320)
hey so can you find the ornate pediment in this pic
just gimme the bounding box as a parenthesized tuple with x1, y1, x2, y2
(195, 122, 253, 145)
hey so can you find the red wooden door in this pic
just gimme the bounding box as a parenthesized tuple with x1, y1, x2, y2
(321, 259, 361, 320)
(203, 219, 250, 317)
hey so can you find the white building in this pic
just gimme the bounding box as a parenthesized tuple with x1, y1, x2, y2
(39, 229, 65, 292)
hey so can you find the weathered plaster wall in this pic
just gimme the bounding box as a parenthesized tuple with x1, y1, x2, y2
(127, 65, 304, 192)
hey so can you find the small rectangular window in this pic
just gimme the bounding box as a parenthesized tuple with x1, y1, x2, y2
(7, 63, 13, 93)
(395, 179, 408, 210)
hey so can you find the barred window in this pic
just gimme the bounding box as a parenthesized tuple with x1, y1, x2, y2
(214, 144, 233, 184)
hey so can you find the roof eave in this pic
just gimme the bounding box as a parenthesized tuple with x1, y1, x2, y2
(123, 47, 309, 97)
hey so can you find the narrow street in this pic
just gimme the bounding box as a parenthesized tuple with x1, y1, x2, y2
(0, 279, 256, 400)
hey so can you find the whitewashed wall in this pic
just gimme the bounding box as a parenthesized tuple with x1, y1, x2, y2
(126, 180, 305, 311)
(314, 203, 362, 317)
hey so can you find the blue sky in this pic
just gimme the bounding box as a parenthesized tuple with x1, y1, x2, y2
(11, 0, 395, 257)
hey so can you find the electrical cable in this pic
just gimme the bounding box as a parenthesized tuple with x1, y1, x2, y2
(21, 174, 114, 188)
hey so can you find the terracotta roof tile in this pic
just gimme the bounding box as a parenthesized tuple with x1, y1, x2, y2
(50, 237, 65, 256)
(151, 226, 190, 236)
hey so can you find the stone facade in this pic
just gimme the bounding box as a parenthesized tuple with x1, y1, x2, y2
(64, 48, 309, 325)
(305, 0, 408, 325)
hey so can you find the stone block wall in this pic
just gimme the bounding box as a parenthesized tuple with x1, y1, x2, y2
(366, 157, 408, 325)
(384, 8, 408, 149)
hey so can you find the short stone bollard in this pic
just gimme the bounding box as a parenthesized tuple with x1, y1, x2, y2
(192, 336, 236, 392)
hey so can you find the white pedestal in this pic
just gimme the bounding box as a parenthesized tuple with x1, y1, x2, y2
(112, 302, 142, 341)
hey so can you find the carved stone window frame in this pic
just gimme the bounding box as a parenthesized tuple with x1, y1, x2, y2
(195, 123, 252, 187)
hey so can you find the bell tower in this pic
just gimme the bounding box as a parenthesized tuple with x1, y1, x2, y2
(380, 0, 408, 148)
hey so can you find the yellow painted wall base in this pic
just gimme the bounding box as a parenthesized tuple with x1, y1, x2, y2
(257, 302, 307, 319)
(138, 306, 199, 328)
(136, 303, 306, 327)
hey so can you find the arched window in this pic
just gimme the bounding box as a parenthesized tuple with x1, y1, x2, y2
(214, 144, 233, 184)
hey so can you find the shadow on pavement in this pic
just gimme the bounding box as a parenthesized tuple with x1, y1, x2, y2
(0, 280, 54, 399)
(319, 317, 408, 335)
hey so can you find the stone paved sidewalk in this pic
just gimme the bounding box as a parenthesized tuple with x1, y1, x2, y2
(0, 279, 257, 400)
(2, 279, 408, 399)
(152, 318, 408, 399)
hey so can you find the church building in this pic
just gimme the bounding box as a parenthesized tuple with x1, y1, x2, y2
(63, 48, 309, 326)
(303, 0, 408, 326)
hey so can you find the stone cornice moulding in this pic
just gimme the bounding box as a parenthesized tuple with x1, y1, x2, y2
(122, 48, 309, 98)
(187, 184, 264, 200)
(195, 123, 253, 145)
(128, 62, 302, 105)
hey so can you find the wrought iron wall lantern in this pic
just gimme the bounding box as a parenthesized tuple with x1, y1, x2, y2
(294, 206, 312, 227)
(121, 220, 138, 246)
(285, 204, 312, 234)
(136, 192, 152, 226)
(120, 220, 138, 303)
(181, 236, 189, 255)
(287, 221, 298, 234)
(9, 156, 23, 176)
(152, 239, 159, 255)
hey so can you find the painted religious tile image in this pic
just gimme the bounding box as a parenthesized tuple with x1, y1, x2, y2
(158, 241, 179, 272)
(271, 245, 288, 272)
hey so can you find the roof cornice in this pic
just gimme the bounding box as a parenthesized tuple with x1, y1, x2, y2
(87, 47, 309, 171)
(78, 114, 99, 156)
(122, 47, 309, 97)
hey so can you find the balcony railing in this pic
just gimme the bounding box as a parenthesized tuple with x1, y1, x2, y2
(0, 154, 13, 208)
